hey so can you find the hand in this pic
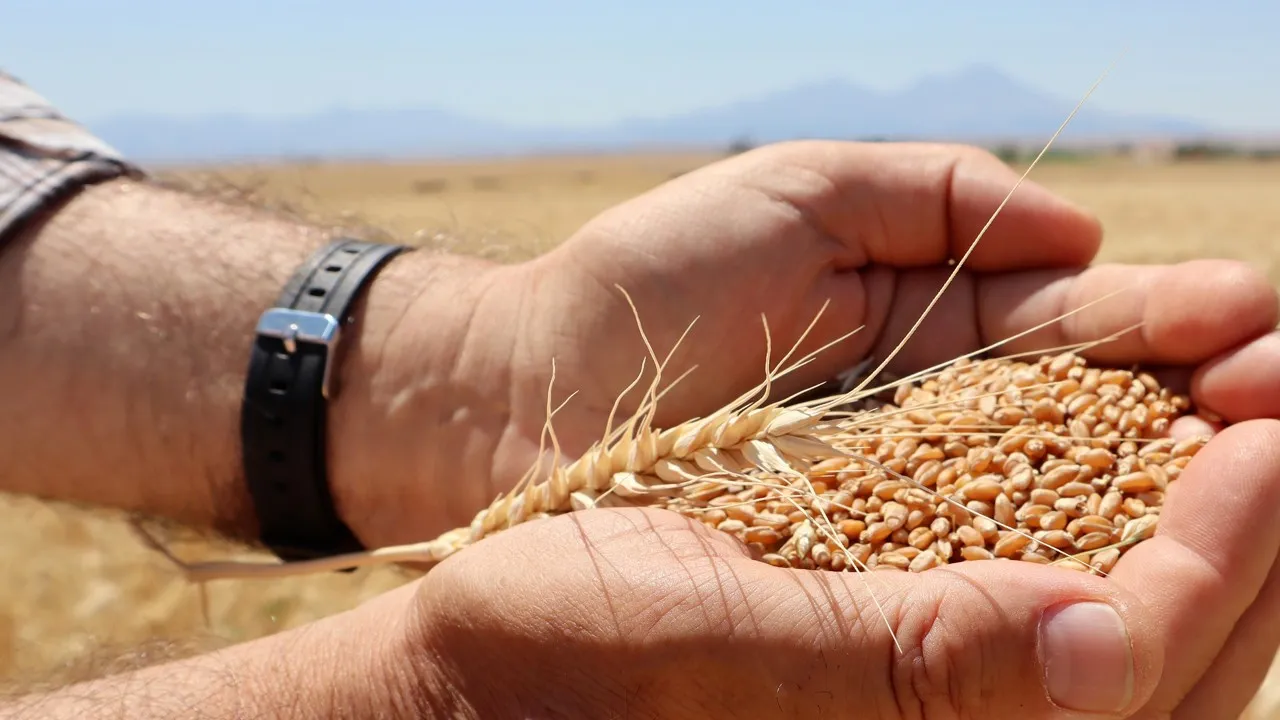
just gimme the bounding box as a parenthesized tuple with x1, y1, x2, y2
(335, 140, 1280, 551)
(23, 417, 1276, 719)
(332, 140, 1280, 719)
(522, 140, 1280, 445)
(404, 417, 1280, 719)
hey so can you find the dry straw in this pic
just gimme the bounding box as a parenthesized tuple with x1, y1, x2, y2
(133, 58, 1210, 652)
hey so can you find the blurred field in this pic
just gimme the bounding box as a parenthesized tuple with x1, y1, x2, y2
(162, 151, 1280, 278)
(2, 150, 1279, 714)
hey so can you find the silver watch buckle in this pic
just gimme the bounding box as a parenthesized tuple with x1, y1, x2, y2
(255, 308, 342, 398)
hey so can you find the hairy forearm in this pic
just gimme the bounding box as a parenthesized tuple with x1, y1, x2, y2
(0, 177, 325, 534)
(0, 176, 516, 544)
(0, 585, 447, 719)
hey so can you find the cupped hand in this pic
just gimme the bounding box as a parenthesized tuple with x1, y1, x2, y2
(337, 139, 1280, 592)
(411, 139, 1280, 718)
(404, 417, 1280, 719)
(514, 140, 1280, 472)
(339, 139, 1280, 718)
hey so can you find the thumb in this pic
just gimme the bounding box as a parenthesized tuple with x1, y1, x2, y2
(420, 506, 1164, 719)
(731, 553, 1164, 719)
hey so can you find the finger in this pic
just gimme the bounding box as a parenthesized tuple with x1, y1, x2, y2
(1106, 419, 1280, 716)
(1191, 330, 1280, 422)
(856, 265, 986, 374)
(731, 140, 1103, 271)
(1173, 544, 1280, 720)
(443, 506, 1164, 719)
(973, 259, 1279, 366)
(847, 259, 1278, 383)
(738, 557, 1164, 719)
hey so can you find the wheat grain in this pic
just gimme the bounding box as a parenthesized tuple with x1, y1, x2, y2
(633, 350, 1205, 574)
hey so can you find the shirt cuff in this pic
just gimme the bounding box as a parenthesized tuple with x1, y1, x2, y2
(0, 69, 146, 243)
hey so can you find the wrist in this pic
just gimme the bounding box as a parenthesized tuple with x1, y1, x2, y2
(0, 583, 441, 719)
(292, 582, 457, 717)
(229, 585, 440, 717)
(325, 248, 531, 548)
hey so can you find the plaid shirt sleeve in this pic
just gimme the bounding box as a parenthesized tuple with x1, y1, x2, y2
(0, 69, 144, 243)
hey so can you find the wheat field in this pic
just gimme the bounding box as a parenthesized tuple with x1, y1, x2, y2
(2, 150, 1278, 715)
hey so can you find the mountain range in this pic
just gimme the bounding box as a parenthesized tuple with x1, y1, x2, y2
(87, 65, 1221, 164)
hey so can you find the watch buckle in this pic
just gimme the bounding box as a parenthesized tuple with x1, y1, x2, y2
(256, 308, 342, 398)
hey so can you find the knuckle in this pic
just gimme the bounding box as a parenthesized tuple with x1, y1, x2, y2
(886, 574, 1011, 718)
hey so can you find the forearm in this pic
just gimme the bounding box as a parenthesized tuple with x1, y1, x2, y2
(0, 584, 452, 719)
(0, 176, 319, 534)
(0, 175, 513, 543)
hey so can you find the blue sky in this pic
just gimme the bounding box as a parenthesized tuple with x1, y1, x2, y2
(4, 1, 1278, 132)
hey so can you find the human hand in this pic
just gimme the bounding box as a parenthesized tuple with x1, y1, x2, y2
(522, 140, 1280, 447)
(332, 140, 1280, 553)
(28, 390, 1278, 719)
(398, 416, 1280, 719)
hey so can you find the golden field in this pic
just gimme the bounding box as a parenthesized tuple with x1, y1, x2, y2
(2, 149, 1279, 715)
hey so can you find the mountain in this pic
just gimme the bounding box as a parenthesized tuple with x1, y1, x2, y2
(87, 65, 1217, 164)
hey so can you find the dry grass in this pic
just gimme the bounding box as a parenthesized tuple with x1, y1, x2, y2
(2, 150, 1279, 714)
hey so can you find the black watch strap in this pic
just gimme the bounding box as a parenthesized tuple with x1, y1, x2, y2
(241, 237, 408, 562)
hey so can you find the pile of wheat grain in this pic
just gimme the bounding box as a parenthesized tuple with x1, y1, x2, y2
(650, 351, 1204, 575)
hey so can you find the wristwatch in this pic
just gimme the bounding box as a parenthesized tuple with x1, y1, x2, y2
(240, 237, 409, 562)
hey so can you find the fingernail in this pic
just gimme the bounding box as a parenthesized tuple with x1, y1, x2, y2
(1039, 602, 1134, 714)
